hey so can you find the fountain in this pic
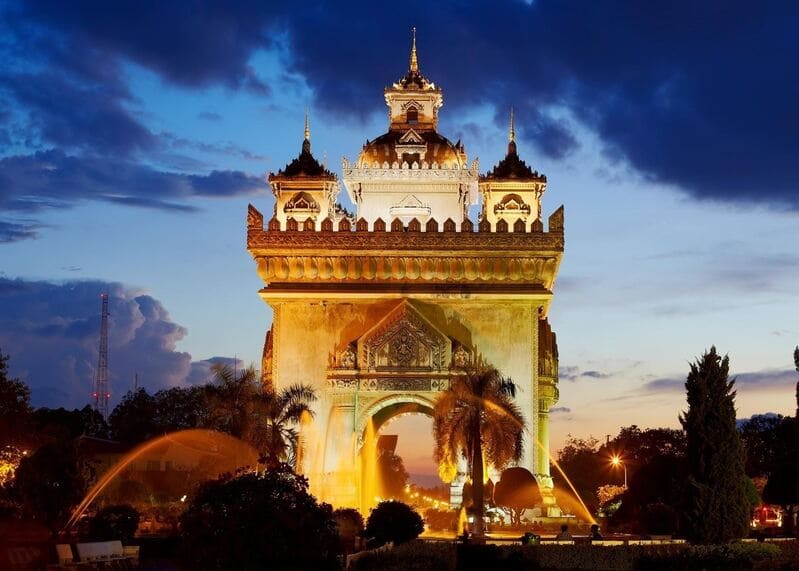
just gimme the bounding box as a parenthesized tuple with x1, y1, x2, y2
(65, 429, 258, 530)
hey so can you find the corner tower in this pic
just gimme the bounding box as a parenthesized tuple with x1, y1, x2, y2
(268, 112, 343, 231)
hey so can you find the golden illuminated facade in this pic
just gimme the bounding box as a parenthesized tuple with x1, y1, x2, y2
(248, 33, 564, 513)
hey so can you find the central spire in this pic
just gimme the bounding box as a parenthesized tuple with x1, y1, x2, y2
(509, 107, 515, 142)
(409, 27, 419, 73)
(302, 109, 311, 154)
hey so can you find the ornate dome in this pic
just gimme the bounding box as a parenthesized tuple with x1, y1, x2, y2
(358, 129, 466, 168)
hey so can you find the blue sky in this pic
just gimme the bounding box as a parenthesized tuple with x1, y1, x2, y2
(1, 1, 797, 472)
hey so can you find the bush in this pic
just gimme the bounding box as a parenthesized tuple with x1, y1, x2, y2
(346, 541, 784, 571)
(641, 503, 678, 535)
(365, 500, 424, 547)
(349, 540, 455, 571)
(334, 507, 364, 552)
(88, 504, 140, 543)
(179, 466, 340, 571)
(633, 542, 779, 571)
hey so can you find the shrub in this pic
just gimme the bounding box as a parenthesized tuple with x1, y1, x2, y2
(348, 540, 455, 571)
(179, 466, 339, 571)
(641, 503, 678, 535)
(334, 507, 364, 552)
(633, 542, 779, 571)
(88, 504, 140, 543)
(365, 500, 424, 547)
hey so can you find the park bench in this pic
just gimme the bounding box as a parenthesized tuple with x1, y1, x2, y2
(75, 541, 135, 569)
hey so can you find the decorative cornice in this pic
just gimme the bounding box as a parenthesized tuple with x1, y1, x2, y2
(247, 205, 565, 288)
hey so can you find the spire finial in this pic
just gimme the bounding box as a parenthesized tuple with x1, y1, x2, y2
(304, 108, 310, 141)
(509, 107, 515, 142)
(410, 27, 419, 73)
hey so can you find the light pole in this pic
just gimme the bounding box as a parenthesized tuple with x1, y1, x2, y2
(611, 455, 627, 488)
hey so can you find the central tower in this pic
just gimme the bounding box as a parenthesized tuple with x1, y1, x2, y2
(248, 32, 564, 514)
(342, 29, 478, 228)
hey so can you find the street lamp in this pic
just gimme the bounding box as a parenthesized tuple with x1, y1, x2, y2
(611, 455, 627, 488)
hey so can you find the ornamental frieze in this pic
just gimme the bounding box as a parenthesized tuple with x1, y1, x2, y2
(326, 377, 451, 392)
(254, 254, 561, 285)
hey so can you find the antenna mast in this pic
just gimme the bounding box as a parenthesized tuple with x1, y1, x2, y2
(93, 293, 110, 421)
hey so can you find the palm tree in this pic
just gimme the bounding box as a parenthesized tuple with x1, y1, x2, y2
(206, 364, 317, 470)
(433, 366, 525, 538)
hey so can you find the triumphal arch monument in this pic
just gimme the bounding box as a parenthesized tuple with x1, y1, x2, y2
(247, 34, 564, 512)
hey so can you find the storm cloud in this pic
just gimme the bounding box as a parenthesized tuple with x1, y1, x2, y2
(0, 277, 231, 409)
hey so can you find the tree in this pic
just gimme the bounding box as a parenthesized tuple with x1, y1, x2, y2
(88, 504, 140, 543)
(378, 450, 409, 498)
(207, 364, 316, 469)
(554, 436, 603, 514)
(32, 405, 108, 443)
(433, 366, 525, 538)
(0, 348, 32, 448)
(364, 500, 424, 547)
(679, 347, 750, 544)
(738, 414, 789, 477)
(493, 467, 542, 526)
(761, 346, 799, 536)
(179, 466, 340, 571)
(108, 388, 158, 444)
(333, 508, 364, 553)
(13, 441, 87, 534)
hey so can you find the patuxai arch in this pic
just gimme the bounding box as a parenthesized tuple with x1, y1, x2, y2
(247, 32, 564, 514)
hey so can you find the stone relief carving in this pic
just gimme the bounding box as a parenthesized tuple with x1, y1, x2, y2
(452, 344, 470, 369)
(360, 303, 449, 371)
(339, 345, 356, 369)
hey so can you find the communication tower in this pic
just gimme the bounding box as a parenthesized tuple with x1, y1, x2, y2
(93, 293, 110, 421)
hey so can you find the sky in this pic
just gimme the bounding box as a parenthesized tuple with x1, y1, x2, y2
(1, 1, 797, 477)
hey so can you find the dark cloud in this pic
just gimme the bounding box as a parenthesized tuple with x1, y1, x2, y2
(0, 219, 41, 243)
(3, 0, 798, 214)
(15, 1, 280, 92)
(551, 406, 572, 414)
(0, 149, 265, 215)
(559, 365, 611, 382)
(641, 368, 798, 394)
(185, 356, 244, 386)
(0, 277, 240, 409)
(197, 111, 222, 122)
(276, 1, 799, 208)
(0, 278, 188, 408)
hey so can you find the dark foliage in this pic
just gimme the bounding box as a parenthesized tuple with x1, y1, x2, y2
(679, 347, 750, 544)
(613, 453, 686, 532)
(88, 504, 140, 543)
(334, 507, 364, 553)
(32, 405, 108, 443)
(108, 386, 209, 445)
(13, 441, 87, 534)
(365, 500, 424, 547)
(555, 426, 686, 515)
(640, 503, 679, 535)
(738, 414, 793, 478)
(493, 467, 542, 525)
(179, 465, 339, 571)
(108, 388, 159, 444)
(0, 348, 32, 448)
(378, 450, 410, 498)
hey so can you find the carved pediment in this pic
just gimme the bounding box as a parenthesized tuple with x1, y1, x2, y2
(398, 128, 425, 145)
(358, 301, 451, 371)
(284, 192, 321, 214)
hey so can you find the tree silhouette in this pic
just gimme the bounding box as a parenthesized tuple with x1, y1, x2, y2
(679, 347, 749, 544)
(433, 366, 525, 538)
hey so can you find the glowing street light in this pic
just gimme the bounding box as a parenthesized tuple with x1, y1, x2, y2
(610, 455, 627, 488)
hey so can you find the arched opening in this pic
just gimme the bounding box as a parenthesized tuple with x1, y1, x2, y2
(358, 399, 450, 513)
(406, 107, 419, 124)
